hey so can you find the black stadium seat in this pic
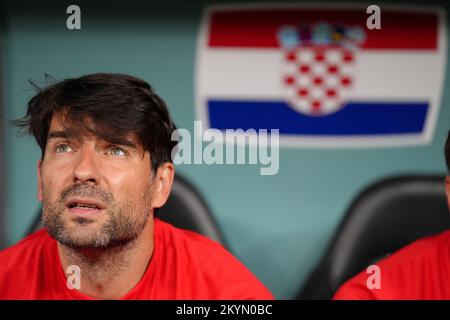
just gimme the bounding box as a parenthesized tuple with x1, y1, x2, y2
(297, 174, 450, 300)
(26, 174, 228, 248)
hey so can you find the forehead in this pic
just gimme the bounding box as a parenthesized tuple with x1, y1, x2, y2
(49, 114, 70, 130)
(47, 113, 142, 150)
(49, 113, 97, 131)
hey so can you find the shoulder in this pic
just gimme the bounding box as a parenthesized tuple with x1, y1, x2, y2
(154, 218, 274, 299)
(0, 229, 53, 269)
(0, 229, 54, 299)
(333, 230, 450, 300)
(156, 218, 233, 264)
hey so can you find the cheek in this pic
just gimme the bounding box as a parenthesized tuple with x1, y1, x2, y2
(106, 166, 152, 201)
(40, 174, 56, 202)
(40, 165, 69, 200)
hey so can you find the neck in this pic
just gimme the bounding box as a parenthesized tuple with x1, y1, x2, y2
(57, 218, 154, 300)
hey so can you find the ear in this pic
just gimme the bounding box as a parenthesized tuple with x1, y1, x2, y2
(37, 159, 43, 202)
(151, 162, 175, 209)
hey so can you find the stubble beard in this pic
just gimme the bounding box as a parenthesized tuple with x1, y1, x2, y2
(42, 183, 152, 250)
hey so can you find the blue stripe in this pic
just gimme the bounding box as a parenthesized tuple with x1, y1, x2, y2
(207, 100, 428, 135)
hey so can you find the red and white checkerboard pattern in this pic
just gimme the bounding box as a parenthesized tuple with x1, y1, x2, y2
(282, 48, 355, 116)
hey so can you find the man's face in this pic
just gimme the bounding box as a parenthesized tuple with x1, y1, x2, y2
(38, 115, 155, 249)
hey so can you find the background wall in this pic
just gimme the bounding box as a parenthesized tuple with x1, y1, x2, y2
(1, 0, 449, 299)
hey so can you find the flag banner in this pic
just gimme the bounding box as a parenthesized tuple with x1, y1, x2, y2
(195, 4, 447, 147)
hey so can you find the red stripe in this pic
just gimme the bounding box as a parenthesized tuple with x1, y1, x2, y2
(208, 8, 438, 49)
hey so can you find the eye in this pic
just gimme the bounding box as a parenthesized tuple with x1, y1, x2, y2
(107, 146, 127, 157)
(55, 143, 73, 153)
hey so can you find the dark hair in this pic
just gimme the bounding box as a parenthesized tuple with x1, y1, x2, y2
(13, 73, 177, 172)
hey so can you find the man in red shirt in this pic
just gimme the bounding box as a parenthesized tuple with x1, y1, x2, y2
(334, 134, 450, 300)
(333, 230, 450, 299)
(1, 73, 273, 300)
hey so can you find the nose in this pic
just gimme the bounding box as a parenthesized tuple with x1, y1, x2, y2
(72, 145, 101, 185)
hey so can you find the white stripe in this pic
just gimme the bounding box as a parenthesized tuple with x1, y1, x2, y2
(197, 49, 442, 102)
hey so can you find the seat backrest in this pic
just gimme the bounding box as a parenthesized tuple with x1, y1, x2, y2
(27, 174, 228, 247)
(298, 175, 450, 299)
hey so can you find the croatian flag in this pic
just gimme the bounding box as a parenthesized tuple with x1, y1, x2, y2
(195, 5, 447, 147)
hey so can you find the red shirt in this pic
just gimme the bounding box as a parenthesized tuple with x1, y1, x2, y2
(0, 218, 273, 300)
(333, 230, 450, 300)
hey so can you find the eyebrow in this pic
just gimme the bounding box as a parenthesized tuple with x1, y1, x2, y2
(47, 131, 72, 140)
(47, 130, 139, 149)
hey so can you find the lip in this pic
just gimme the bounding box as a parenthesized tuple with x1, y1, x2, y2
(65, 197, 105, 215)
